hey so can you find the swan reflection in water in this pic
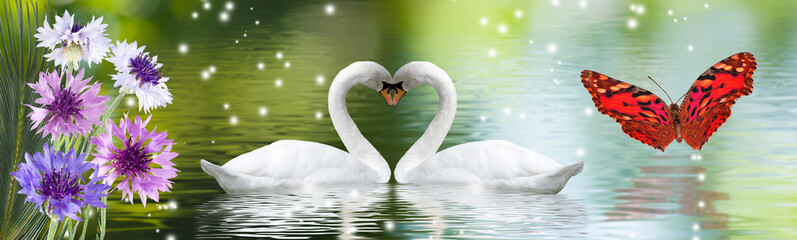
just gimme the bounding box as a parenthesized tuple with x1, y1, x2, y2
(195, 184, 587, 239)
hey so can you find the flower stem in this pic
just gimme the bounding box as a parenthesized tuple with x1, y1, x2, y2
(46, 217, 59, 240)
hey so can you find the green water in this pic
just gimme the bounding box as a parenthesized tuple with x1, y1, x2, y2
(50, 0, 797, 239)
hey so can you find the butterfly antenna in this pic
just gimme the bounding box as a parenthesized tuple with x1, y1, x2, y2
(647, 76, 674, 104)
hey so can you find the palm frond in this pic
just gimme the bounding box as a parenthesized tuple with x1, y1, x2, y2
(0, 0, 52, 238)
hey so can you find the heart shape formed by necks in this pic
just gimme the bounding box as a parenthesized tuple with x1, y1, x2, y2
(379, 81, 406, 106)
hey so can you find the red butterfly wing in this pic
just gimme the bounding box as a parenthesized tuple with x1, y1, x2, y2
(581, 70, 676, 151)
(679, 52, 756, 150)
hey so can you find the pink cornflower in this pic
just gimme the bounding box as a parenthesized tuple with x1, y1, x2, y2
(89, 114, 179, 206)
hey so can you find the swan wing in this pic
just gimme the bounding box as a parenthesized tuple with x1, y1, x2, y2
(422, 140, 566, 180)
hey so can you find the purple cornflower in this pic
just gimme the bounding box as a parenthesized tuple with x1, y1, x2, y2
(107, 40, 173, 113)
(25, 69, 109, 139)
(89, 115, 179, 206)
(10, 144, 110, 221)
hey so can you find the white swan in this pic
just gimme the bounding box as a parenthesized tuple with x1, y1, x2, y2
(390, 62, 584, 193)
(200, 62, 393, 193)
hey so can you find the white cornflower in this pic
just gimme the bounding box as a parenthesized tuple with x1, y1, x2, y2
(34, 10, 111, 70)
(106, 40, 173, 113)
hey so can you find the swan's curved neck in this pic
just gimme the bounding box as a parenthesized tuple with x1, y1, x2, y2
(395, 71, 457, 181)
(328, 71, 390, 181)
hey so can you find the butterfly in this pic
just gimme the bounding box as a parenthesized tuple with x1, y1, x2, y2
(580, 52, 756, 151)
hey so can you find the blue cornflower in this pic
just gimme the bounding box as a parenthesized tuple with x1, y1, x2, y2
(10, 144, 110, 221)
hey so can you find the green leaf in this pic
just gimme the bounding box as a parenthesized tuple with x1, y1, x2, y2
(0, 0, 53, 238)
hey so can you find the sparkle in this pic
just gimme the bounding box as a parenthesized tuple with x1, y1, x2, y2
(698, 201, 705, 208)
(668, 9, 673, 15)
(384, 221, 395, 232)
(243, 33, 247, 37)
(635, 5, 645, 15)
(557, 61, 562, 65)
(276, 52, 283, 59)
(223, 103, 229, 110)
(503, 107, 512, 115)
(584, 107, 593, 116)
(674, 18, 679, 23)
(579, 0, 587, 8)
(275, 78, 283, 87)
(209, 65, 217, 73)
(203, 2, 211, 10)
(259, 106, 268, 116)
(191, 12, 198, 19)
(315, 111, 323, 120)
(693, 223, 700, 231)
(688, 45, 694, 51)
(698, 173, 705, 182)
(316, 74, 325, 85)
(480, 17, 488, 26)
(627, 18, 638, 29)
(178, 43, 188, 54)
(547, 43, 557, 53)
(683, 17, 688, 21)
(200, 71, 210, 80)
(125, 97, 136, 107)
(514, 10, 523, 18)
(693, 236, 700, 240)
(577, 148, 585, 157)
(325, 3, 335, 15)
(519, 113, 527, 120)
(235, 40, 239, 44)
(167, 234, 176, 240)
(479, 115, 487, 122)
(528, 39, 534, 44)
(219, 12, 229, 22)
(498, 24, 508, 34)
(488, 49, 497, 57)
(284, 61, 291, 68)
(704, 3, 709, 8)
(225, 1, 234, 10)
(255, 20, 260, 25)
(551, 0, 559, 7)
(168, 200, 178, 209)
(230, 115, 238, 125)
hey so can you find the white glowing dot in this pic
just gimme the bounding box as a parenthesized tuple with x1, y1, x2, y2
(219, 12, 229, 22)
(255, 20, 260, 25)
(674, 18, 679, 23)
(635, 5, 645, 15)
(259, 106, 268, 116)
(315, 111, 323, 120)
(211, 139, 215, 144)
(276, 52, 283, 59)
(683, 17, 688, 21)
(668, 9, 673, 15)
(503, 107, 512, 115)
(577, 148, 585, 157)
(243, 33, 247, 37)
(630, 4, 636, 11)
(557, 61, 562, 65)
(284, 61, 291, 68)
(325, 3, 335, 15)
(191, 12, 198, 19)
(479, 17, 488, 26)
(488, 49, 497, 57)
(169, 200, 178, 209)
(200, 71, 210, 80)
(209, 65, 216, 73)
(514, 10, 523, 18)
(225, 1, 234, 10)
(384, 221, 395, 232)
(627, 18, 638, 29)
(698, 173, 705, 182)
(234, 39, 239, 44)
(698, 201, 705, 208)
(693, 236, 700, 240)
(250, 7, 253, 10)
(125, 97, 135, 107)
(178, 43, 188, 54)
(704, 3, 709, 8)
(693, 223, 700, 231)
(275, 79, 283, 87)
(479, 115, 487, 122)
(551, 0, 559, 7)
(148, 213, 151, 217)
(579, 0, 587, 8)
(316, 74, 325, 85)
(584, 107, 593, 116)
(519, 113, 527, 120)
(688, 45, 694, 51)
(547, 43, 557, 53)
(498, 24, 508, 34)
(528, 39, 534, 44)
(257, 62, 265, 70)
(203, 2, 211, 10)
(156, 229, 160, 233)
(223, 103, 229, 110)
(550, 68, 554, 73)
(166, 234, 176, 240)
(230, 116, 238, 125)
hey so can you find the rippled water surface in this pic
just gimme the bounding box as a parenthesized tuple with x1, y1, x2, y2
(58, 0, 797, 239)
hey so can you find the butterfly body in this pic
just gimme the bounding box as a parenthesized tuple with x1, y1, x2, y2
(581, 52, 756, 151)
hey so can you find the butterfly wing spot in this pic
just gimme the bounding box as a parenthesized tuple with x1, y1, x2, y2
(597, 88, 607, 93)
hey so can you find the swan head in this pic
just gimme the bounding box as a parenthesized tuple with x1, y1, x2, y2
(335, 61, 397, 105)
(387, 61, 450, 105)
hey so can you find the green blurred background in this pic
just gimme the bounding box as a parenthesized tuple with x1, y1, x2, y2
(23, 0, 797, 239)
